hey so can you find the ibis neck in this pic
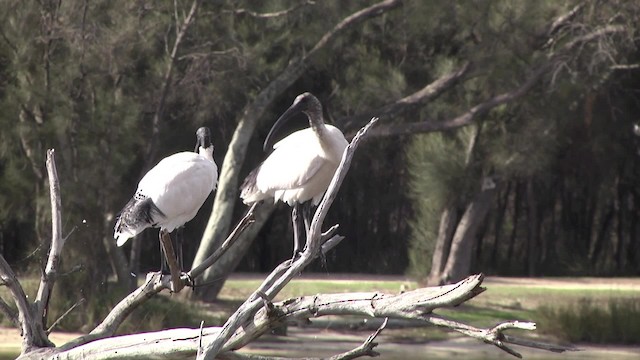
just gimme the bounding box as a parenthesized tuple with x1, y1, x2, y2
(308, 111, 327, 141)
(199, 146, 214, 161)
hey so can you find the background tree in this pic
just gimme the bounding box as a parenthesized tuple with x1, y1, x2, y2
(0, 1, 639, 316)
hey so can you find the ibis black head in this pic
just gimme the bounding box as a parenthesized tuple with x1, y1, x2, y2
(195, 127, 213, 152)
(263, 92, 323, 152)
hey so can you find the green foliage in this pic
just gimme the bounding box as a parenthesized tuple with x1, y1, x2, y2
(538, 298, 640, 344)
(405, 129, 473, 277)
(0, 277, 224, 333)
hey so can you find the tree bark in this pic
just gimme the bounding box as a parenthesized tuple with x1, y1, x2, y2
(193, 203, 275, 300)
(526, 180, 539, 276)
(426, 205, 458, 286)
(440, 177, 497, 284)
(490, 182, 511, 264)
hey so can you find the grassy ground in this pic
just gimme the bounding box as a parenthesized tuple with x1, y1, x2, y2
(2, 275, 639, 359)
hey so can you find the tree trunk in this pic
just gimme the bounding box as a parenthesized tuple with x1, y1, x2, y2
(506, 182, 521, 268)
(191, 0, 402, 301)
(526, 180, 539, 276)
(192, 204, 275, 301)
(440, 177, 497, 284)
(490, 181, 511, 264)
(426, 205, 458, 285)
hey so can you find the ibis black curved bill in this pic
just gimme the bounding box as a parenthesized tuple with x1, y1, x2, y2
(263, 92, 321, 152)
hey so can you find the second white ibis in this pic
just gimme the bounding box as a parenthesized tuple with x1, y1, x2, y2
(114, 127, 218, 272)
(240, 92, 348, 257)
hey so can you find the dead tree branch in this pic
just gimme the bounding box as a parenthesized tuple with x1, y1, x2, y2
(342, 62, 471, 133)
(58, 204, 257, 351)
(34, 149, 64, 331)
(0, 254, 53, 351)
(47, 275, 571, 359)
(225, 0, 315, 19)
(142, 0, 202, 171)
(0, 297, 20, 328)
(197, 117, 380, 359)
(0, 149, 62, 352)
(367, 24, 628, 138)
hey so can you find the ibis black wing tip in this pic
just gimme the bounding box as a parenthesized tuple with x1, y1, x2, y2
(239, 166, 261, 203)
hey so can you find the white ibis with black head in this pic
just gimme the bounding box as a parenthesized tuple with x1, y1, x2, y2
(114, 127, 218, 272)
(240, 93, 348, 257)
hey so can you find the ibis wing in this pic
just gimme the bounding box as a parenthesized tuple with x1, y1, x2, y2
(137, 152, 217, 228)
(256, 143, 325, 192)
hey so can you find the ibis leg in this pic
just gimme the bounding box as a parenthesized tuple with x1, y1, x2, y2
(159, 231, 170, 275)
(291, 204, 302, 259)
(159, 229, 185, 292)
(174, 227, 184, 272)
(302, 202, 312, 246)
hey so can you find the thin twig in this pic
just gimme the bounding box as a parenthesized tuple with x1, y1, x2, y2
(224, 0, 315, 19)
(197, 320, 205, 358)
(142, 0, 203, 173)
(188, 203, 257, 279)
(47, 298, 86, 334)
(327, 317, 388, 360)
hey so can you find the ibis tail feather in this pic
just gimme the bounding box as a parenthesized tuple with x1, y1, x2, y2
(114, 195, 165, 246)
(240, 165, 263, 204)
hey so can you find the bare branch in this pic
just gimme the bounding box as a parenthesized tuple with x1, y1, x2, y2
(46, 298, 85, 334)
(34, 149, 64, 329)
(546, 3, 584, 38)
(188, 203, 257, 279)
(198, 117, 379, 359)
(306, 0, 401, 58)
(422, 315, 575, 358)
(342, 62, 471, 133)
(59, 204, 257, 350)
(59, 273, 170, 350)
(0, 297, 20, 328)
(49, 275, 570, 359)
(142, 0, 202, 172)
(0, 254, 53, 351)
(611, 63, 640, 70)
(159, 231, 184, 292)
(327, 318, 388, 360)
(225, 1, 315, 19)
(368, 24, 628, 138)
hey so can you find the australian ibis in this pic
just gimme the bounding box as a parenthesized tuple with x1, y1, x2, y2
(114, 127, 218, 272)
(240, 93, 348, 257)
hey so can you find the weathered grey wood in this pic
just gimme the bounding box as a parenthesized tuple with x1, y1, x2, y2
(34, 150, 64, 330)
(57, 205, 258, 352)
(36, 274, 572, 359)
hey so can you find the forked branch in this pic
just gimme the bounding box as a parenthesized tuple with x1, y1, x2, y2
(197, 117, 380, 359)
(59, 204, 257, 351)
(49, 275, 571, 359)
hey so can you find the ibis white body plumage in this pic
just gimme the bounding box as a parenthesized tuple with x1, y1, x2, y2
(114, 127, 218, 247)
(242, 125, 347, 206)
(240, 93, 347, 256)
